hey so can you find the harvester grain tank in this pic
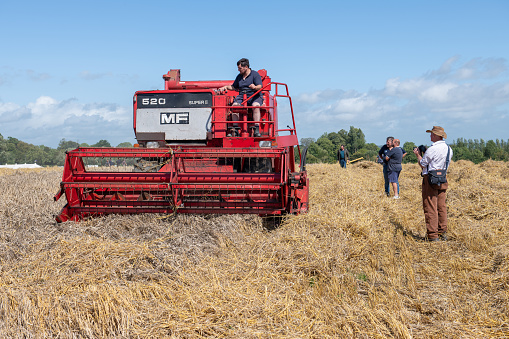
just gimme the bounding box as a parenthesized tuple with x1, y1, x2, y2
(54, 69, 309, 222)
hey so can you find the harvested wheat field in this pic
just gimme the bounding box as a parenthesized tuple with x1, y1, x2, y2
(1, 161, 508, 338)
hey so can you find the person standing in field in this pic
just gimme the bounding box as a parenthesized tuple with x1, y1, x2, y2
(337, 145, 350, 168)
(379, 136, 407, 196)
(413, 126, 453, 242)
(385, 139, 404, 199)
(378, 136, 394, 196)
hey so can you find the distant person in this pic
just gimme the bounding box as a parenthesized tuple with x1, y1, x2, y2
(219, 58, 263, 137)
(337, 145, 350, 168)
(385, 139, 404, 199)
(379, 137, 407, 196)
(413, 126, 453, 242)
(378, 136, 394, 197)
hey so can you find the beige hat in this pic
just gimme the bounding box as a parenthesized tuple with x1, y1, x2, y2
(426, 126, 447, 139)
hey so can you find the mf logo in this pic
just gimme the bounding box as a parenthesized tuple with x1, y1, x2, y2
(160, 112, 189, 124)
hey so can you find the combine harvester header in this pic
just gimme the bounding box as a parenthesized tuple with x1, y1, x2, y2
(54, 69, 309, 222)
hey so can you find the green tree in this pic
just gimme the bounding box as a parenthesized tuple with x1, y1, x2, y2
(58, 139, 80, 150)
(316, 136, 335, 163)
(402, 142, 417, 163)
(455, 138, 467, 148)
(116, 142, 133, 148)
(337, 129, 348, 144)
(451, 145, 471, 161)
(484, 140, 502, 160)
(327, 132, 346, 149)
(471, 149, 485, 164)
(0, 133, 6, 164)
(307, 142, 330, 163)
(349, 142, 377, 161)
(352, 149, 376, 161)
(303, 127, 368, 163)
(346, 126, 365, 153)
(92, 140, 112, 147)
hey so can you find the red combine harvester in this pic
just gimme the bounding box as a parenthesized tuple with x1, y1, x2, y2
(54, 69, 309, 222)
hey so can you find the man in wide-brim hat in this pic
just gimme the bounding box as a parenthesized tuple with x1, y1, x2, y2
(426, 126, 447, 139)
(413, 126, 453, 241)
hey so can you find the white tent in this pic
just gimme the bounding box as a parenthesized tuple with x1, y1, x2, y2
(0, 163, 43, 169)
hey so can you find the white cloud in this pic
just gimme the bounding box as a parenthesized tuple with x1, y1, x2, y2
(431, 57, 507, 81)
(298, 91, 324, 104)
(384, 78, 427, 97)
(293, 57, 509, 145)
(0, 101, 20, 113)
(419, 83, 458, 103)
(456, 57, 507, 79)
(0, 96, 132, 147)
(298, 89, 344, 104)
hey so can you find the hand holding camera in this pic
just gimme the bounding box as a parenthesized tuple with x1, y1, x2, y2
(413, 145, 427, 157)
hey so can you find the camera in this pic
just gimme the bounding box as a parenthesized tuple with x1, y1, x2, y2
(414, 145, 427, 156)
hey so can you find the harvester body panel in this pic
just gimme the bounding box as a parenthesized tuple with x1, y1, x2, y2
(135, 92, 213, 142)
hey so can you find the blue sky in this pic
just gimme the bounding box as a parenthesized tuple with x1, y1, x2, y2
(1, 0, 508, 148)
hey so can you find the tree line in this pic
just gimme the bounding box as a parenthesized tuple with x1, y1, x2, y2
(0, 134, 132, 166)
(2, 129, 508, 166)
(299, 127, 509, 164)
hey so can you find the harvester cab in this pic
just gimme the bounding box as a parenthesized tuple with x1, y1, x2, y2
(54, 69, 309, 222)
(135, 69, 285, 147)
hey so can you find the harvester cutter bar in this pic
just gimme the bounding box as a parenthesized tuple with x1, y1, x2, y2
(67, 147, 173, 157)
(55, 146, 292, 222)
(67, 173, 282, 184)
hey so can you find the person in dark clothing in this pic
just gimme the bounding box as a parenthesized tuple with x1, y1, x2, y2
(385, 139, 404, 199)
(337, 145, 350, 168)
(378, 136, 394, 196)
(219, 58, 263, 137)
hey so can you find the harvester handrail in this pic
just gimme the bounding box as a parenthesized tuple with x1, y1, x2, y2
(213, 81, 300, 157)
(271, 82, 300, 159)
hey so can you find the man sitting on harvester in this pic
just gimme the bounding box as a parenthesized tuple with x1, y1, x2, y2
(219, 58, 262, 137)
